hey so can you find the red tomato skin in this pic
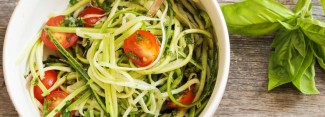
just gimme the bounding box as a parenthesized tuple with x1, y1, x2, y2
(41, 30, 79, 50)
(123, 30, 160, 67)
(46, 15, 65, 26)
(46, 91, 69, 111)
(41, 15, 79, 50)
(79, 6, 105, 27)
(46, 91, 69, 116)
(70, 110, 76, 117)
(167, 88, 195, 108)
(45, 91, 75, 117)
(33, 70, 58, 104)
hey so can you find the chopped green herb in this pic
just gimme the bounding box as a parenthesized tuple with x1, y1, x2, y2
(61, 110, 72, 117)
(166, 50, 174, 56)
(60, 100, 73, 117)
(43, 99, 50, 116)
(101, 4, 111, 12)
(66, 100, 73, 105)
(136, 32, 145, 41)
(24, 73, 29, 79)
(127, 52, 139, 60)
(31, 79, 38, 86)
(63, 16, 85, 27)
(185, 37, 194, 44)
(91, 0, 112, 12)
(69, 0, 78, 6)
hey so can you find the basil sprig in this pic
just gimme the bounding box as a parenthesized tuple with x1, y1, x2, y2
(221, 0, 296, 36)
(221, 0, 325, 94)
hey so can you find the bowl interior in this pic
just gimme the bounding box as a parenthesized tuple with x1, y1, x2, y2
(3, 0, 229, 116)
(199, 0, 230, 116)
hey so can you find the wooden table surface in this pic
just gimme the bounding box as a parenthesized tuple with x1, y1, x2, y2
(2, 0, 325, 116)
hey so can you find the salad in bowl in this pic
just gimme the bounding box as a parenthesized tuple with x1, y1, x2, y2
(3, 0, 230, 117)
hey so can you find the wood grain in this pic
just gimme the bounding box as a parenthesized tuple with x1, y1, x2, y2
(0, 0, 19, 116)
(2, 0, 325, 117)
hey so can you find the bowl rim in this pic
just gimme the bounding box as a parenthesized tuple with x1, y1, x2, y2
(3, 0, 31, 116)
(3, 0, 230, 116)
(198, 0, 230, 116)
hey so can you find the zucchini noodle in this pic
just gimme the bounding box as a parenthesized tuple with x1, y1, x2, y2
(22, 0, 219, 116)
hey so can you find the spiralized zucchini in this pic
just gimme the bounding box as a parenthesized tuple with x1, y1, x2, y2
(24, 0, 218, 117)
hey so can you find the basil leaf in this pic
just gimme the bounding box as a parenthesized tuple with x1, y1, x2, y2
(293, 0, 312, 15)
(268, 29, 306, 90)
(292, 44, 319, 94)
(320, 0, 325, 14)
(221, 0, 296, 36)
(277, 19, 299, 31)
(311, 42, 325, 70)
(299, 18, 325, 46)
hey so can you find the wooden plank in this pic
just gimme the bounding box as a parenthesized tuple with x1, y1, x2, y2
(0, 0, 19, 116)
(215, 35, 325, 116)
(0, 1, 18, 27)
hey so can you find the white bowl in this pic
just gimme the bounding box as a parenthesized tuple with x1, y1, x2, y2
(3, 0, 230, 116)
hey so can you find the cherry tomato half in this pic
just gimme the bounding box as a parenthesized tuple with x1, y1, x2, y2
(41, 15, 79, 50)
(123, 30, 160, 67)
(167, 88, 195, 108)
(34, 70, 58, 103)
(45, 91, 72, 117)
(79, 6, 105, 27)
